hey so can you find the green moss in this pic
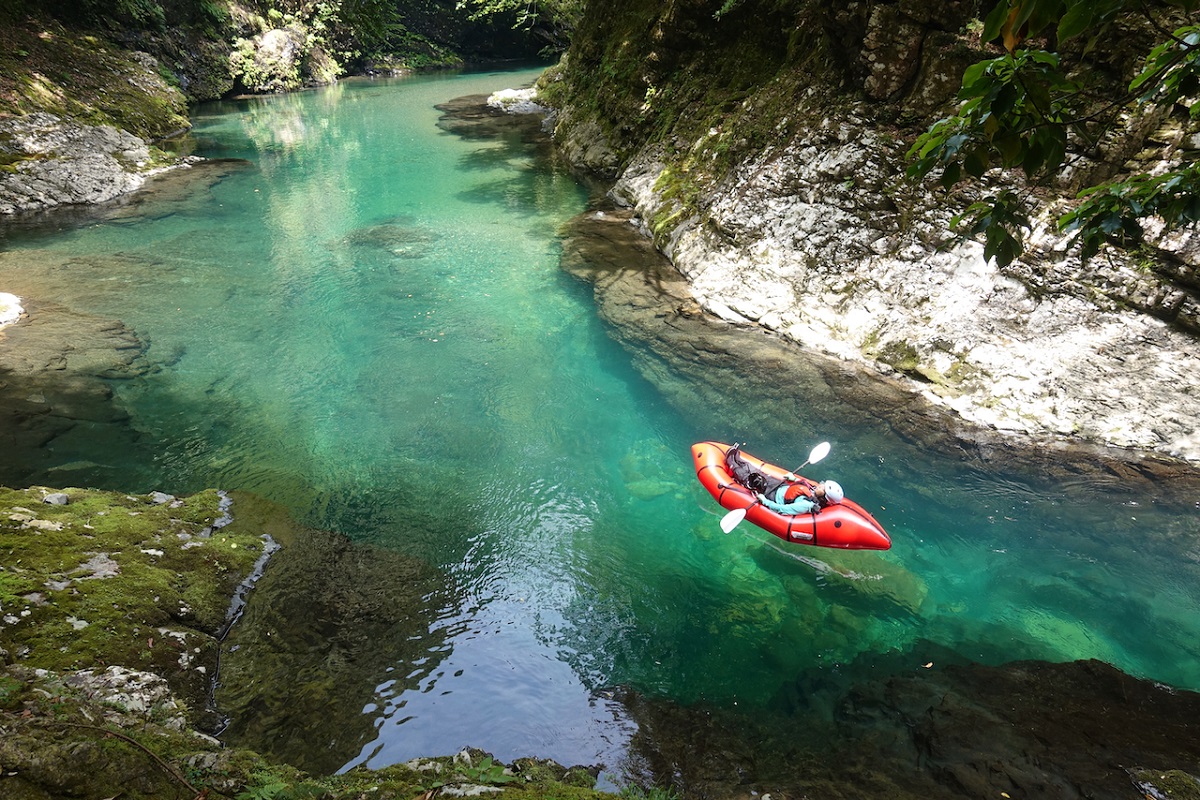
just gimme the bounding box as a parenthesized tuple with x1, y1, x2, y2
(0, 486, 266, 716)
(873, 340, 922, 375)
(1129, 768, 1200, 800)
(0, 17, 188, 139)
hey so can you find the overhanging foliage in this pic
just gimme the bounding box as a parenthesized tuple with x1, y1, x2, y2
(907, 0, 1200, 266)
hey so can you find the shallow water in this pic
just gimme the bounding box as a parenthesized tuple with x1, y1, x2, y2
(2, 67, 1199, 782)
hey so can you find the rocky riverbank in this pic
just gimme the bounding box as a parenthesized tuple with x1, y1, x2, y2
(0, 17, 196, 216)
(0, 486, 610, 800)
(538, 0, 1200, 466)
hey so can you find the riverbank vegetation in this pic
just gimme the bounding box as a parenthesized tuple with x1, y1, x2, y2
(907, 0, 1200, 267)
(0, 0, 564, 106)
(0, 16, 190, 139)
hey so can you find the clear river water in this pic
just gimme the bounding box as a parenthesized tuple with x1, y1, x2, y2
(2, 66, 1200, 786)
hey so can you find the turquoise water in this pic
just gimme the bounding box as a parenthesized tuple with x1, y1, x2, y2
(2, 67, 1200, 778)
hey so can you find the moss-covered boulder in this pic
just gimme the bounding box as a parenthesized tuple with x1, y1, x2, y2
(0, 485, 616, 800)
(0, 486, 266, 724)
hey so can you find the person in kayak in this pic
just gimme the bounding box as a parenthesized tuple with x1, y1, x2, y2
(724, 444, 844, 515)
(757, 478, 843, 515)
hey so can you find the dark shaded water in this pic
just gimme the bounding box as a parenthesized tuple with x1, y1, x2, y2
(1, 67, 1199, 789)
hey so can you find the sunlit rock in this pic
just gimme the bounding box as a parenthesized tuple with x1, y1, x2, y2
(0, 114, 150, 214)
(0, 292, 22, 327)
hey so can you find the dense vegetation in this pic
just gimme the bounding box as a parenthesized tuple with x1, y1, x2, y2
(0, 0, 566, 104)
(909, 0, 1200, 266)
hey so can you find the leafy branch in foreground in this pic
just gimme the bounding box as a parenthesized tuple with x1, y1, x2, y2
(907, 0, 1200, 267)
(1062, 161, 1200, 259)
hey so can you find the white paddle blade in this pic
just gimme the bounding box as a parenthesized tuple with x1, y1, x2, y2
(809, 441, 831, 464)
(720, 507, 747, 533)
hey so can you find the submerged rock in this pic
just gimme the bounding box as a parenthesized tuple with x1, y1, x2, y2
(0, 299, 153, 487)
(840, 659, 1200, 799)
(614, 657, 1200, 800)
(215, 494, 451, 774)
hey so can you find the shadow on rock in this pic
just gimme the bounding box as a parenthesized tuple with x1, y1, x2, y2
(615, 657, 1200, 800)
(215, 492, 456, 775)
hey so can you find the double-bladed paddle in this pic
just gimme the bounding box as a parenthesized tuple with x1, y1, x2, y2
(720, 441, 831, 534)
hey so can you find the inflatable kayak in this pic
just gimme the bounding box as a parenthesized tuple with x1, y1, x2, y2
(692, 441, 891, 550)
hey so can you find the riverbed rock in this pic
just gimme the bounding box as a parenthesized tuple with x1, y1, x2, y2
(839, 658, 1200, 799)
(0, 299, 153, 486)
(614, 657, 1200, 800)
(63, 665, 188, 728)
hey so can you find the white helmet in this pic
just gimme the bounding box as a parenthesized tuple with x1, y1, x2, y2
(821, 480, 844, 504)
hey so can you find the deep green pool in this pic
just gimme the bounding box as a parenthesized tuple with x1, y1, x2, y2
(2, 67, 1198, 780)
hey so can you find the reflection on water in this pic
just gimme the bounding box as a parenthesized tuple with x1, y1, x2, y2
(1, 67, 1199, 783)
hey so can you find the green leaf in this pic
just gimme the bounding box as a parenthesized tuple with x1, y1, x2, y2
(1022, 136, 1046, 176)
(1186, 195, 1200, 221)
(945, 133, 970, 155)
(964, 149, 988, 177)
(1099, 213, 1122, 234)
(992, 82, 1019, 116)
(982, 1, 1014, 43)
(995, 131, 1024, 165)
(1057, 3, 1093, 40)
(1023, 0, 1066, 39)
(941, 162, 962, 189)
(962, 59, 990, 89)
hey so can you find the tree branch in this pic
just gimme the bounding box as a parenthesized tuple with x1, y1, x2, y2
(39, 720, 220, 800)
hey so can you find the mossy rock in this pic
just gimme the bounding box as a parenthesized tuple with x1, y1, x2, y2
(1129, 768, 1200, 800)
(0, 18, 188, 140)
(0, 485, 266, 723)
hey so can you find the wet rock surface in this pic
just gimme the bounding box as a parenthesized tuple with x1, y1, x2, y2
(841, 659, 1200, 799)
(215, 496, 452, 775)
(0, 299, 152, 486)
(616, 658, 1200, 800)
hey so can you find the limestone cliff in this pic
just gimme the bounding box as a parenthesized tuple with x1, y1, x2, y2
(541, 0, 1200, 463)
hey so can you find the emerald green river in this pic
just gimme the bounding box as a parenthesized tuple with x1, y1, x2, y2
(2, 67, 1199, 786)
